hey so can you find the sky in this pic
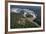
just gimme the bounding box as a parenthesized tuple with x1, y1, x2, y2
(10, 5, 41, 18)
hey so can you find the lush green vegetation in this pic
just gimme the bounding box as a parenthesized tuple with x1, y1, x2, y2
(10, 12, 41, 29)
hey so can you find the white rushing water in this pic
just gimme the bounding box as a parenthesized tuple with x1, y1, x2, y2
(11, 8, 37, 19)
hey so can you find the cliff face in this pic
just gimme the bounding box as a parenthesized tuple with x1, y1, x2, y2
(10, 12, 40, 29)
